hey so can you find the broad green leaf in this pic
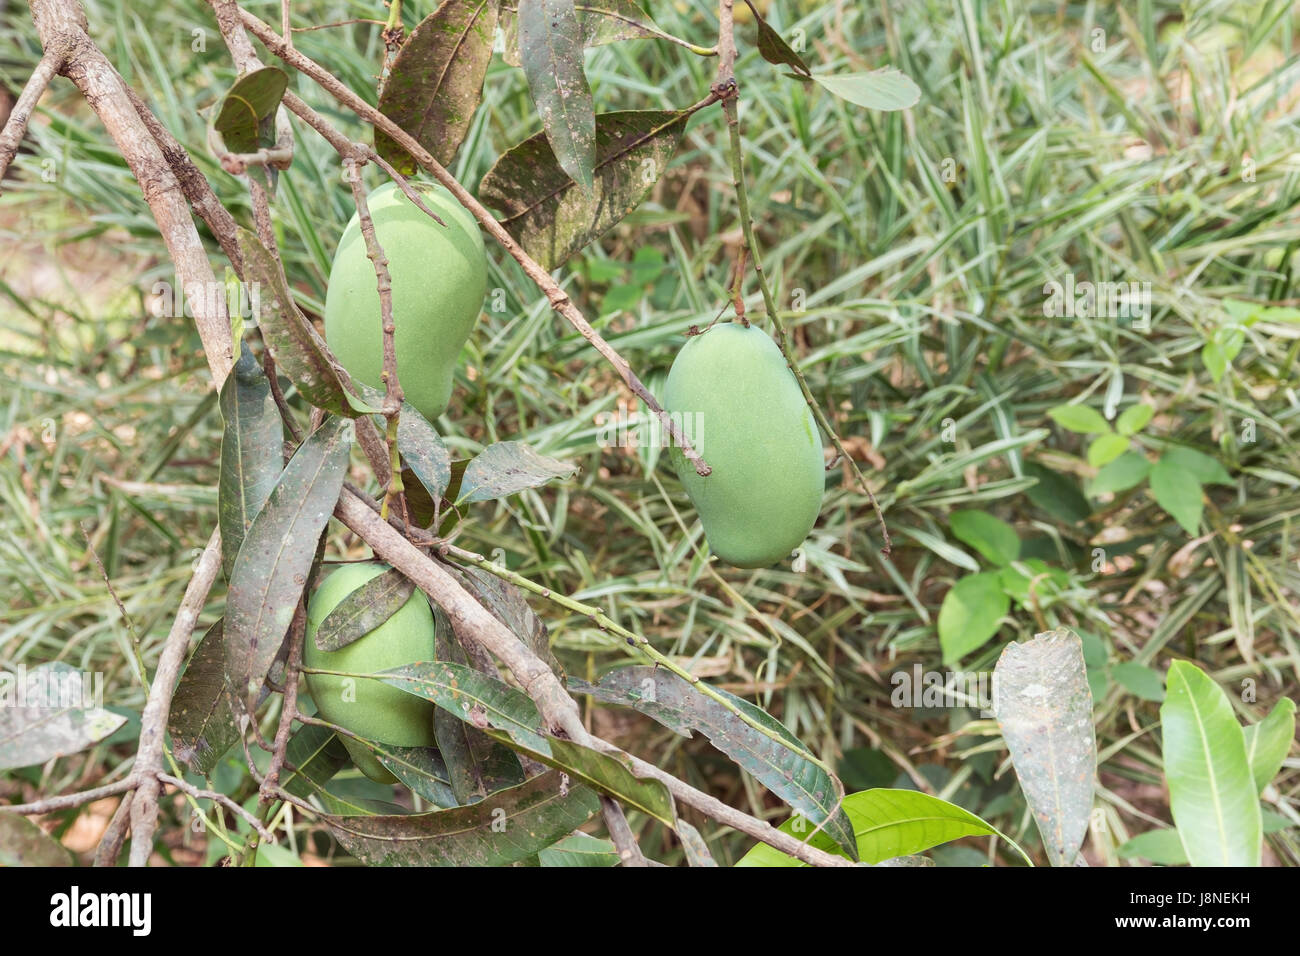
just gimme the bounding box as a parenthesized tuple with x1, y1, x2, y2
(1087, 432, 1130, 468)
(0, 663, 126, 770)
(324, 772, 599, 866)
(225, 417, 352, 707)
(431, 613, 526, 804)
(572, 666, 857, 860)
(375, 0, 499, 173)
(539, 832, 619, 867)
(280, 725, 351, 800)
(253, 842, 303, 867)
(1161, 661, 1261, 866)
(374, 745, 459, 808)
(382, 661, 674, 826)
(1159, 446, 1234, 487)
(501, 0, 664, 67)
(237, 229, 378, 417)
(1111, 661, 1166, 702)
(217, 342, 284, 578)
(1242, 697, 1295, 794)
(1048, 404, 1111, 435)
(812, 68, 920, 111)
(397, 404, 452, 504)
(735, 789, 1020, 867)
(743, 0, 810, 77)
(213, 67, 287, 154)
(479, 110, 691, 269)
(0, 814, 72, 866)
(456, 441, 577, 503)
(1115, 403, 1155, 436)
(1023, 462, 1091, 522)
(1149, 458, 1204, 535)
(518, 0, 595, 191)
(949, 510, 1020, 566)
(313, 567, 416, 652)
(993, 629, 1096, 867)
(1117, 828, 1188, 865)
(1088, 451, 1151, 496)
(938, 572, 1010, 665)
(168, 620, 239, 774)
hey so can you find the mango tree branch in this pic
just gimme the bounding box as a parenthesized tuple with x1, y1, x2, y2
(0, 39, 67, 182)
(235, 7, 712, 477)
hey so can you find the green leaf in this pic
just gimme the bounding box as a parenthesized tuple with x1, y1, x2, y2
(571, 666, 857, 859)
(431, 613, 526, 804)
(0, 663, 126, 770)
(213, 67, 288, 154)
(812, 69, 920, 111)
(396, 404, 452, 505)
(1087, 432, 1130, 468)
(238, 229, 378, 417)
(168, 620, 239, 774)
(677, 820, 718, 866)
(1149, 458, 1204, 535)
(479, 109, 691, 270)
(518, 0, 596, 192)
(280, 726, 351, 801)
(0, 814, 72, 866)
(1111, 661, 1166, 702)
(993, 629, 1096, 867)
(323, 772, 599, 866)
(374, 745, 459, 808)
(735, 789, 1021, 867)
(382, 661, 675, 828)
(1161, 661, 1261, 866)
(1159, 446, 1234, 487)
(538, 832, 619, 867)
(313, 567, 416, 652)
(1048, 404, 1111, 435)
(1023, 462, 1091, 523)
(501, 0, 665, 67)
(375, 0, 499, 173)
(1115, 403, 1155, 437)
(743, 0, 811, 77)
(1117, 828, 1188, 865)
(948, 510, 1020, 566)
(456, 441, 577, 503)
(1088, 451, 1151, 497)
(938, 572, 1010, 665)
(218, 342, 284, 578)
(225, 417, 352, 707)
(1242, 697, 1296, 794)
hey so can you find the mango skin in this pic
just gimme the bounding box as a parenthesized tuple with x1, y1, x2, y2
(303, 562, 437, 783)
(324, 181, 487, 421)
(662, 323, 825, 568)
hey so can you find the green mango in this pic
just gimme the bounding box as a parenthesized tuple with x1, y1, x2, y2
(662, 322, 825, 568)
(324, 180, 487, 421)
(302, 561, 437, 784)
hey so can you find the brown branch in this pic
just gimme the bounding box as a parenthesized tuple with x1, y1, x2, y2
(0, 777, 135, 815)
(0, 40, 67, 183)
(261, 603, 306, 797)
(157, 773, 277, 843)
(128, 528, 223, 866)
(93, 791, 133, 866)
(235, 7, 712, 477)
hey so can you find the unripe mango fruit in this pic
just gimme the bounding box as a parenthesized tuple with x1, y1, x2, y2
(303, 562, 437, 783)
(662, 323, 825, 568)
(324, 180, 487, 422)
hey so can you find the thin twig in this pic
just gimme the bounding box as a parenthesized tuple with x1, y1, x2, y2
(0, 40, 67, 183)
(0, 778, 136, 815)
(158, 773, 277, 844)
(261, 603, 306, 798)
(128, 528, 223, 866)
(93, 791, 133, 866)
